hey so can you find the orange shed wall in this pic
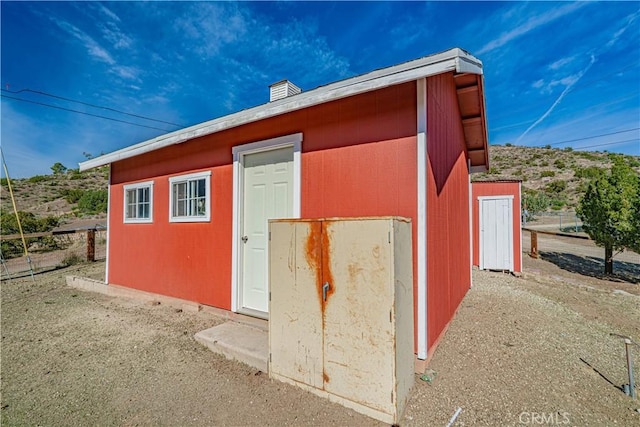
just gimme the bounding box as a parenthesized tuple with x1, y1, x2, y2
(108, 82, 417, 309)
(425, 73, 472, 352)
(471, 181, 522, 272)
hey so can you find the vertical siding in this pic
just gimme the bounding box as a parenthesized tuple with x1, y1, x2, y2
(108, 83, 417, 309)
(425, 73, 471, 353)
(471, 181, 522, 272)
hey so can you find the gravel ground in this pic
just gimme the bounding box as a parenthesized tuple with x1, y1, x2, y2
(2, 256, 639, 426)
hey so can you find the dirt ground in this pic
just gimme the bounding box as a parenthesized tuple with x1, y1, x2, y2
(2, 246, 639, 426)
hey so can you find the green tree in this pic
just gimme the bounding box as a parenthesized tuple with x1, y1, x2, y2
(522, 190, 550, 222)
(77, 189, 108, 215)
(51, 162, 67, 174)
(577, 157, 640, 274)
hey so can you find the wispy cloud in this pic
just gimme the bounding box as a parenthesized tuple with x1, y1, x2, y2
(605, 9, 639, 48)
(477, 2, 588, 55)
(174, 3, 248, 58)
(52, 19, 115, 65)
(516, 55, 596, 143)
(97, 4, 120, 23)
(548, 55, 578, 71)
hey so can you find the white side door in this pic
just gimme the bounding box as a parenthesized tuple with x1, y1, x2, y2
(241, 147, 293, 315)
(479, 197, 513, 271)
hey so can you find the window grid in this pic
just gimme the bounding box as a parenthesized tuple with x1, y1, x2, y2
(169, 171, 211, 222)
(123, 181, 154, 223)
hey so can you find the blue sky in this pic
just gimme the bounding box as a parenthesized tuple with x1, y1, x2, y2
(1, 1, 639, 178)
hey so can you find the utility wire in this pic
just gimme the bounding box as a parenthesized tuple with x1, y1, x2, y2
(1, 88, 184, 128)
(573, 138, 639, 151)
(1, 94, 172, 132)
(532, 127, 640, 148)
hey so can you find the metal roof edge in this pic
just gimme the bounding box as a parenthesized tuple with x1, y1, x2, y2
(80, 48, 484, 171)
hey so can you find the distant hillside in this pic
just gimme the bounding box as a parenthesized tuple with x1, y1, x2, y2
(474, 145, 640, 211)
(1, 166, 109, 221)
(2, 146, 639, 221)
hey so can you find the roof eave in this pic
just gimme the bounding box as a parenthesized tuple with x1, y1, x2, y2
(80, 48, 484, 171)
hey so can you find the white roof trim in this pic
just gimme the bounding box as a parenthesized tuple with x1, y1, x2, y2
(80, 48, 483, 171)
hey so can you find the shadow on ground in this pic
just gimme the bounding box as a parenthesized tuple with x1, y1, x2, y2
(540, 251, 640, 284)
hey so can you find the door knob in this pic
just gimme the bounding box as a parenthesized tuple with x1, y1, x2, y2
(241, 235, 248, 243)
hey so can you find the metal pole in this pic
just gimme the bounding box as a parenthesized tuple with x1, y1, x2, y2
(625, 339, 636, 400)
(530, 231, 538, 259)
(1, 149, 35, 281)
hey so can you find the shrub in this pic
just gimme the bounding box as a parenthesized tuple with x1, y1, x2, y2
(540, 170, 555, 178)
(61, 253, 84, 267)
(545, 180, 567, 194)
(67, 168, 83, 180)
(554, 159, 566, 169)
(573, 166, 603, 179)
(544, 144, 552, 149)
(505, 143, 513, 147)
(626, 155, 640, 168)
(563, 146, 574, 152)
(61, 188, 85, 204)
(0, 211, 61, 258)
(77, 189, 108, 215)
(577, 151, 599, 161)
(28, 175, 47, 183)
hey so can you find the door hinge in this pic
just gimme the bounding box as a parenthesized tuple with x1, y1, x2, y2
(388, 231, 391, 244)
(269, 291, 271, 302)
(270, 353, 272, 362)
(391, 390, 394, 403)
(390, 310, 392, 323)
(269, 231, 271, 241)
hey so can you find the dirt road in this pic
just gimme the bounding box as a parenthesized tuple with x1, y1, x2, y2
(2, 258, 639, 426)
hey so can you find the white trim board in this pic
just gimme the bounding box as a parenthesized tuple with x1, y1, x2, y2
(416, 78, 427, 360)
(231, 133, 302, 314)
(80, 48, 482, 171)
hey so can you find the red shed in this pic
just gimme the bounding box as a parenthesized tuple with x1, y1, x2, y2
(471, 180, 522, 273)
(80, 48, 490, 367)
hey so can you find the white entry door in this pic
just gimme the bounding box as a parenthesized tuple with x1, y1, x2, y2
(241, 147, 294, 315)
(479, 196, 513, 271)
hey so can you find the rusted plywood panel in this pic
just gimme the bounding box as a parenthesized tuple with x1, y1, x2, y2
(392, 219, 415, 413)
(322, 219, 395, 413)
(269, 221, 324, 388)
(269, 217, 413, 424)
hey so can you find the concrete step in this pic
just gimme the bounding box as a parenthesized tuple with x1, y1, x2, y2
(195, 321, 268, 372)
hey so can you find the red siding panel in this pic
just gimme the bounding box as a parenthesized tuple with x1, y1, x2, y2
(108, 83, 417, 310)
(425, 73, 471, 353)
(471, 181, 522, 272)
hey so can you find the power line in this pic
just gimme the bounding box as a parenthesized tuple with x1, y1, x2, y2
(533, 127, 640, 148)
(1, 94, 172, 132)
(1, 87, 184, 127)
(574, 138, 639, 150)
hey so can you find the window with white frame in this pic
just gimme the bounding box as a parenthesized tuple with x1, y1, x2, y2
(123, 181, 154, 223)
(169, 171, 211, 222)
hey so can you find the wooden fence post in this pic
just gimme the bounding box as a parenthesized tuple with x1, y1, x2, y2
(530, 230, 538, 259)
(86, 229, 95, 262)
